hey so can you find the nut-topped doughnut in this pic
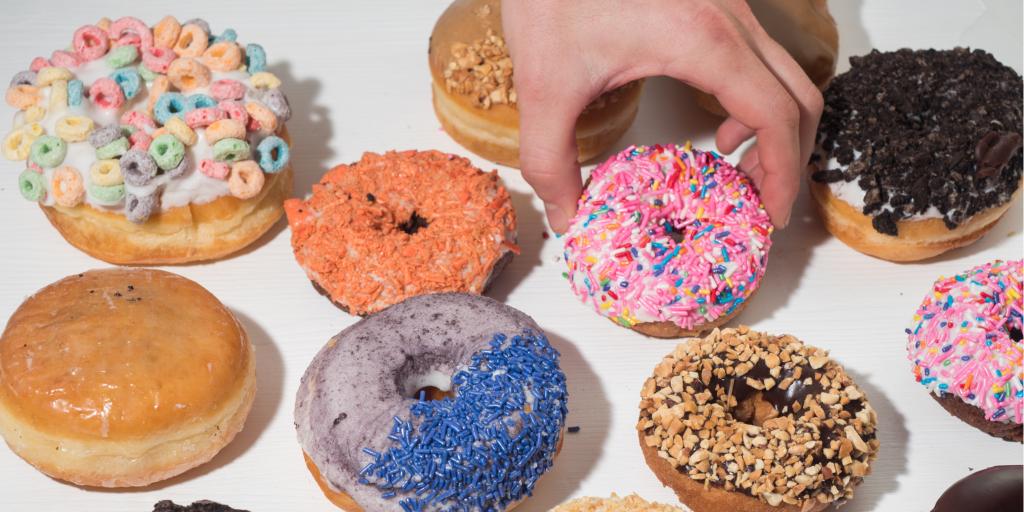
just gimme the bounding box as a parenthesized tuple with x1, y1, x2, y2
(2, 16, 294, 264)
(637, 327, 879, 512)
(907, 259, 1023, 441)
(563, 143, 773, 338)
(285, 150, 518, 316)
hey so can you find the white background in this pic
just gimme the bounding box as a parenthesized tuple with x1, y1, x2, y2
(0, 1, 1021, 510)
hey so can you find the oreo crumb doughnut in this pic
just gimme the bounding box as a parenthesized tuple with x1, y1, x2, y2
(563, 143, 773, 338)
(0, 269, 255, 487)
(294, 293, 567, 511)
(931, 465, 1023, 512)
(552, 494, 683, 512)
(2, 16, 294, 264)
(638, 327, 879, 512)
(153, 500, 249, 512)
(429, 0, 642, 167)
(810, 48, 1022, 262)
(907, 259, 1023, 442)
(285, 150, 518, 315)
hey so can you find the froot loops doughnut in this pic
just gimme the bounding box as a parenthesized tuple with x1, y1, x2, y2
(563, 143, 773, 338)
(1, 16, 295, 264)
(907, 259, 1023, 441)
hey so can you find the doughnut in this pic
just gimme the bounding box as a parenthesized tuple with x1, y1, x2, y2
(0, 269, 255, 487)
(2, 16, 295, 264)
(931, 465, 1023, 512)
(552, 494, 684, 512)
(637, 327, 879, 512)
(153, 501, 248, 512)
(810, 48, 1023, 262)
(428, 0, 643, 168)
(563, 143, 773, 338)
(906, 259, 1023, 442)
(285, 150, 518, 316)
(295, 293, 567, 511)
(695, 0, 838, 116)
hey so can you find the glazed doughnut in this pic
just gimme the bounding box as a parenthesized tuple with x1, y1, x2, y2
(695, 0, 838, 116)
(0, 269, 255, 487)
(906, 259, 1023, 442)
(810, 48, 1022, 262)
(552, 494, 683, 512)
(285, 150, 518, 316)
(637, 327, 879, 512)
(428, 0, 643, 167)
(931, 465, 1023, 512)
(294, 293, 567, 511)
(563, 143, 773, 338)
(2, 16, 294, 264)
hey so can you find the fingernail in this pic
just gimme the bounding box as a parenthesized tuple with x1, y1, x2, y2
(544, 202, 570, 234)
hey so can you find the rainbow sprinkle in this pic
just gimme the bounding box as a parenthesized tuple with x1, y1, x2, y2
(562, 143, 773, 330)
(906, 259, 1023, 423)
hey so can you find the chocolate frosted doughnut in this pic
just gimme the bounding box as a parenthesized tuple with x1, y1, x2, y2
(295, 293, 567, 511)
(931, 465, 1023, 512)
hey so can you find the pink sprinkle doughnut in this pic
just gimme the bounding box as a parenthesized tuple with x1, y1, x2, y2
(129, 130, 152, 151)
(907, 259, 1023, 424)
(50, 50, 81, 69)
(217, 100, 249, 126)
(73, 25, 110, 61)
(109, 16, 153, 52)
(121, 111, 156, 132)
(563, 143, 773, 333)
(88, 77, 125, 109)
(209, 79, 247, 101)
(29, 57, 49, 72)
(142, 46, 176, 73)
(184, 107, 225, 129)
(200, 159, 230, 180)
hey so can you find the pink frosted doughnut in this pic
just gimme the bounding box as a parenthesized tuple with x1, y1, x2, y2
(50, 50, 81, 69)
(88, 77, 125, 109)
(563, 143, 773, 336)
(907, 259, 1023, 430)
(142, 46, 176, 73)
(209, 79, 247, 101)
(72, 25, 110, 61)
(120, 110, 156, 132)
(109, 16, 153, 52)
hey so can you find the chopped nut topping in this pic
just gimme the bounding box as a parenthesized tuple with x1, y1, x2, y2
(637, 327, 879, 508)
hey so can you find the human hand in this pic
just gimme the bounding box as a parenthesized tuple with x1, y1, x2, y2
(502, 0, 824, 232)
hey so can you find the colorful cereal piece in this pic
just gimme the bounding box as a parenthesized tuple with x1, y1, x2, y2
(110, 67, 142, 99)
(54, 115, 94, 142)
(125, 193, 158, 224)
(5, 85, 39, 110)
(153, 16, 182, 49)
(218, 100, 250, 126)
(120, 110, 156, 132)
(18, 169, 46, 201)
(2, 129, 37, 161)
(49, 50, 81, 69)
(205, 118, 245, 144)
(202, 41, 242, 72)
(24, 105, 46, 123)
(121, 149, 159, 186)
(29, 57, 49, 73)
(109, 16, 153, 51)
(199, 158, 230, 179)
(164, 115, 198, 146)
(88, 77, 125, 109)
(228, 160, 265, 199)
(88, 124, 121, 148)
(154, 92, 188, 125)
(142, 46, 176, 73)
(36, 67, 72, 86)
(213, 29, 237, 43)
(210, 79, 246, 101)
(67, 79, 83, 107)
(245, 101, 278, 133)
(149, 133, 185, 170)
(250, 71, 281, 90)
(105, 44, 139, 68)
(29, 135, 67, 168)
(244, 43, 266, 73)
(95, 136, 129, 159)
(51, 166, 85, 207)
(48, 80, 68, 112)
(166, 152, 189, 178)
(137, 63, 160, 82)
(129, 130, 153, 151)
(88, 182, 125, 205)
(167, 57, 211, 91)
(185, 93, 217, 110)
(173, 24, 209, 58)
(9, 70, 36, 87)
(212, 138, 251, 163)
(256, 135, 289, 173)
(95, 17, 111, 32)
(73, 25, 110, 61)
(183, 18, 211, 36)
(89, 159, 123, 186)
(261, 88, 291, 121)
(184, 107, 225, 129)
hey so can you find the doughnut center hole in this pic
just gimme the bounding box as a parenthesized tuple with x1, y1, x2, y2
(731, 391, 779, 427)
(414, 386, 454, 401)
(664, 222, 684, 244)
(399, 211, 430, 235)
(1009, 326, 1023, 343)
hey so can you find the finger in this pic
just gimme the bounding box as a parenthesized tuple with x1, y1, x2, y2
(716, 116, 755, 154)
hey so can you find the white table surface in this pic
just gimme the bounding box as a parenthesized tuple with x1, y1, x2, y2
(0, 1, 1022, 511)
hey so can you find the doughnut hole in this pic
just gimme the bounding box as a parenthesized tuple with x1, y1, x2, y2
(396, 358, 455, 401)
(731, 391, 780, 427)
(398, 211, 430, 235)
